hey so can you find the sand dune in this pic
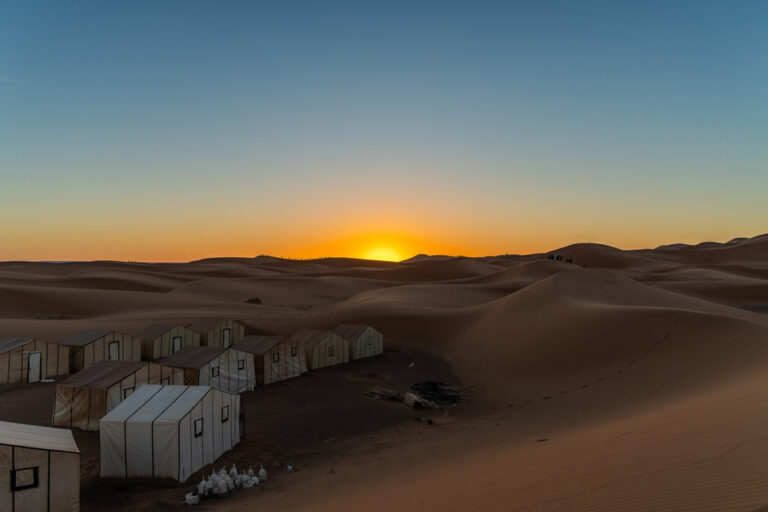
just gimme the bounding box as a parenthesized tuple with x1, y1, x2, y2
(1, 233, 767, 510)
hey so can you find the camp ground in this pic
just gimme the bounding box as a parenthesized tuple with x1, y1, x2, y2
(233, 335, 308, 386)
(136, 323, 201, 360)
(157, 346, 255, 393)
(0, 420, 80, 512)
(56, 330, 142, 372)
(332, 324, 384, 360)
(0, 319, 390, 508)
(291, 328, 349, 370)
(0, 337, 69, 384)
(99, 385, 240, 482)
(52, 360, 180, 431)
(187, 318, 245, 348)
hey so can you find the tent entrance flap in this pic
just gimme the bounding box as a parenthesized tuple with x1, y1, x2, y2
(27, 352, 41, 383)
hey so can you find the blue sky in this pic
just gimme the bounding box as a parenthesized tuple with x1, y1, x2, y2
(1, 1, 766, 260)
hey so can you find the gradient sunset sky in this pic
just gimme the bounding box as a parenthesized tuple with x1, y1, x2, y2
(2, 1, 766, 261)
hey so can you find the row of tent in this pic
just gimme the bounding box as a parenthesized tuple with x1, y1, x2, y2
(53, 325, 384, 431)
(0, 319, 383, 384)
(0, 318, 244, 386)
(2, 324, 385, 511)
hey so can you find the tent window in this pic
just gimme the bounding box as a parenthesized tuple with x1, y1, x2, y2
(194, 418, 203, 437)
(108, 341, 120, 360)
(237, 359, 245, 370)
(222, 328, 231, 346)
(210, 366, 220, 378)
(366, 335, 372, 345)
(172, 336, 183, 353)
(272, 352, 280, 363)
(327, 345, 335, 357)
(122, 386, 135, 399)
(11, 466, 39, 491)
(291, 346, 298, 357)
(221, 405, 229, 423)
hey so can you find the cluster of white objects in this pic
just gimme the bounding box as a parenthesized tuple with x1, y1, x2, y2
(184, 463, 268, 505)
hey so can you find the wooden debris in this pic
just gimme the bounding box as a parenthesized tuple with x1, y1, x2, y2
(365, 381, 463, 410)
(363, 387, 401, 400)
(402, 392, 438, 409)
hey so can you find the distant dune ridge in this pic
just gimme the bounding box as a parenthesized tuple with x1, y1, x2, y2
(1, 233, 768, 511)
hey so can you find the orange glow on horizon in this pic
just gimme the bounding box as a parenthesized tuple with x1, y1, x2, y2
(2, 213, 765, 262)
(363, 247, 402, 262)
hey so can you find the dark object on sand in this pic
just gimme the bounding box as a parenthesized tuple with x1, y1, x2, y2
(246, 297, 262, 304)
(410, 381, 462, 406)
(364, 382, 464, 409)
(365, 386, 401, 401)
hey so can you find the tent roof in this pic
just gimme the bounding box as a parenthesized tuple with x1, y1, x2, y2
(332, 324, 374, 340)
(57, 329, 112, 346)
(158, 346, 224, 369)
(233, 335, 289, 355)
(0, 337, 33, 354)
(101, 385, 223, 424)
(292, 328, 336, 349)
(0, 420, 79, 453)
(59, 360, 148, 389)
(136, 323, 179, 339)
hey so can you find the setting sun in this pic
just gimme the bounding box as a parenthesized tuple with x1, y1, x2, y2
(363, 247, 402, 262)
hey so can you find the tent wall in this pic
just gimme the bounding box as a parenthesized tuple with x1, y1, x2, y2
(0, 340, 69, 384)
(255, 339, 307, 385)
(142, 326, 201, 360)
(198, 349, 255, 393)
(306, 333, 349, 370)
(175, 390, 240, 482)
(100, 386, 240, 482)
(53, 363, 169, 431)
(67, 332, 141, 372)
(0, 444, 79, 512)
(183, 368, 199, 386)
(199, 320, 245, 348)
(348, 327, 384, 360)
(149, 364, 185, 386)
(49, 451, 80, 512)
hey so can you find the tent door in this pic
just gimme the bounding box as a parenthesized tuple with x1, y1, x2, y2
(108, 341, 120, 360)
(27, 352, 42, 383)
(172, 336, 183, 353)
(222, 328, 231, 347)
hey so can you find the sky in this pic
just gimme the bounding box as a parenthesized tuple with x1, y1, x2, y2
(1, 1, 766, 261)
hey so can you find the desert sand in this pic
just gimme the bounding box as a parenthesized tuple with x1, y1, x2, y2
(1, 233, 768, 511)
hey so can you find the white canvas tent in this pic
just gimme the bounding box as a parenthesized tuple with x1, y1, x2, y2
(137, 324, 201, 360)
(292, 328, 349, 370)
(233, 335, 307, 385)
(187, 318, 245, 348)
(0, 337, 69, 384)
(0, 420, 80, 512)
(52, 361, 179, 431)
(56, 330, 141, 372)
(100, 385, 240, 482)
(332, 324, 384, 360)
(157, 346, 255, 393)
